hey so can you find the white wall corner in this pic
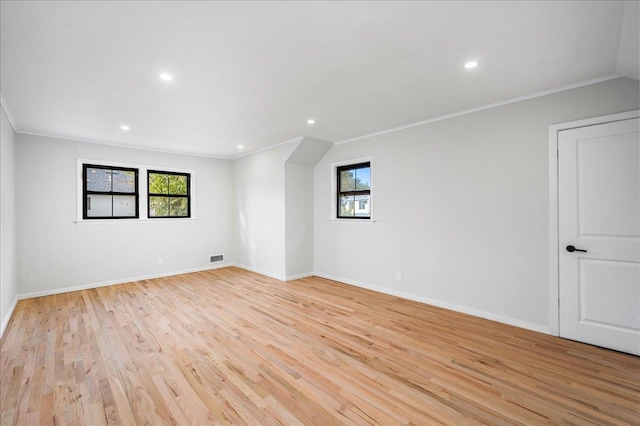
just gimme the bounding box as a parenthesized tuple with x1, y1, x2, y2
(1, 296, 18, 338)
(0, 94, 18, 132)
(285, 272, 314, 281)
(233, 263, 287, 282)
(616, 1, 640, 81)
(232, 136, 304, 161)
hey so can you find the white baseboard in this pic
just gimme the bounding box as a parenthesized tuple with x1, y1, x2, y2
(18, 262, 233, 300)
(313, 272, 552, 336)
(1, 296, 18, 338)
(10, 266, 551, 337)
(285, 272, 314, 281)
(232, 265, 312, 282)
(232, 264, 287, 281)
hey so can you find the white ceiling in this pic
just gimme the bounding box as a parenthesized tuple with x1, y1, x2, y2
(1, 1, 638, 159)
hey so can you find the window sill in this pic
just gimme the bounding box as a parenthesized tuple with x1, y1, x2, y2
(75, 217, 199, 224)
(329, 218, 376, 224)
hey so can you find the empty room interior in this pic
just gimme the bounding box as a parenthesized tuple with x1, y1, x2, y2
(1, 1, 639, 424)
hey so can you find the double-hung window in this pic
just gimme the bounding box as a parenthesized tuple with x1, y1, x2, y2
(148, 170, 191, 218)
(337, 162, 371, 219)
(83, 164, 139, 219)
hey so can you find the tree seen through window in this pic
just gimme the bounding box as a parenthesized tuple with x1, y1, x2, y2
(148, 171, 190, 218)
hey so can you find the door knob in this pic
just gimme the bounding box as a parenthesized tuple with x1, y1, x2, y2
(566, 245, 587, 253)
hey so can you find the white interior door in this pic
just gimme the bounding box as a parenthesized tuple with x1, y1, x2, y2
(558, 117, 640, 355)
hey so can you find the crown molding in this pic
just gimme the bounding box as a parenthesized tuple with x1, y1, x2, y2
(16, 130, 231, 160)
(335, 74, 622, 146)
(4, 74, 623, 158)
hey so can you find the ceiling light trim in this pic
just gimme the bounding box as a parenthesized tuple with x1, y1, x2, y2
(335, 74, 621, 146)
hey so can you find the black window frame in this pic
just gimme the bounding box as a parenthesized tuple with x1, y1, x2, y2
(337, 161, 371, 219)
(83, 164, 139, 220)
(147, 170, 191, 219)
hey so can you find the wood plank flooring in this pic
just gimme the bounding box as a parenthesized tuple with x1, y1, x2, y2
(1, 267, 639, 425)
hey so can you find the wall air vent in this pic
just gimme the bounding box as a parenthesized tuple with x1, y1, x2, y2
(210, 254, 224, 263)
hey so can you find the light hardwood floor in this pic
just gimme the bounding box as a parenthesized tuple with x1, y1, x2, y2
(1, 267, 638, 425)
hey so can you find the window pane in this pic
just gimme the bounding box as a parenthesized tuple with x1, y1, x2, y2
(355, 194, 370, 217)
(339, 195, 355, 217)
(169, 197, 188, 217)
(149, 196, 169, 217)
(86, 194, 112, 217)
(340, 170, 356, 192)
(86, 168, 112, 192)
(112, 170, 136, 193)
(112, 195, 136, 217)
(149, 173, 169, 194)
(355, 167, 371, 190)
(169, 175, 187, 195)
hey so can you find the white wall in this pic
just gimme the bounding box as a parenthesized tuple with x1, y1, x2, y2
(314, 77, 640, 332)
(285, 163, 314, 279)
(233, 142, 297, 280)
(1, 104, 18, 336)
(234, 137, 331, 280)
(15, 134, 234, 297)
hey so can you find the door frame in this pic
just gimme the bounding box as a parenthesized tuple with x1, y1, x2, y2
(548, 109, 639, 336)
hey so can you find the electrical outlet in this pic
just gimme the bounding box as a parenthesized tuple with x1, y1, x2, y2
(396, 271, 402, 281)
(157, 257, 163, 265)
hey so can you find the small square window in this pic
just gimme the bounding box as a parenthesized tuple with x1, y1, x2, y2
(337, 162, 371, 219)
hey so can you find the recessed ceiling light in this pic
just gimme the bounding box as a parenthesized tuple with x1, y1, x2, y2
(464, 61, 478, 69)
(307, 119, 316, 124)
(237, 145, 244, 149)
(160, 73, 173, 81)
(120, 125, 130, 131)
